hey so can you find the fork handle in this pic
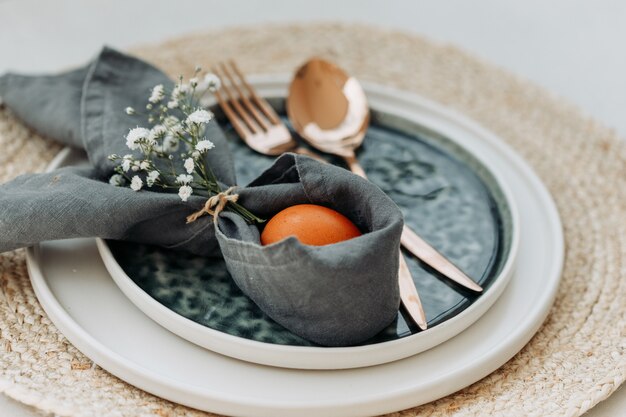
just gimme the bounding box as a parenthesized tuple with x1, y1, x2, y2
(399, 252, 427, 330)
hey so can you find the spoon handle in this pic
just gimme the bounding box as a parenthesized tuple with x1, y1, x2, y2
(398, 252, 428, 330)
(343, 154, 367, 178)
(342, 155, 483, 293)
(292, 146, 328, 163)
(344, 154, 427, 329)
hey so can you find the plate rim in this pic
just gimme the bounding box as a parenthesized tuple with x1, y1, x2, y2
(24, 77, 564, 416)
(94, 75, 521, 369)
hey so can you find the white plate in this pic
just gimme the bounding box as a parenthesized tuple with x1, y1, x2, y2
(96, 77, 520, 370)
(27, 82, 563, 416)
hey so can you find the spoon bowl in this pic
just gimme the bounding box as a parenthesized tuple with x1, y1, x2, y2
(287, 58, 369, 156)
(286, 58, 483, 330)
(287, 58, 428, 329)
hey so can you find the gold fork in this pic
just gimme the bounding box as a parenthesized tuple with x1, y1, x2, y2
(212, 61, 428, 330)
(212, 61, 320, 158)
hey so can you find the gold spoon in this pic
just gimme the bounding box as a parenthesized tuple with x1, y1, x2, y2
(287, 58, 482, 300)
(286, 59, 426, 329)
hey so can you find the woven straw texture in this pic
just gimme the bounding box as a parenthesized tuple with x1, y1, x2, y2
(0, 23, 624, 417)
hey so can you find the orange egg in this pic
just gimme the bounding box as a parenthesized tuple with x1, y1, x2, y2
(261, 204, 362, 246)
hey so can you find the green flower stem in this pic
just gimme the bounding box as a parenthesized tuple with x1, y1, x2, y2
(203, 164, 220, 188)
(229, 202, 265, 224)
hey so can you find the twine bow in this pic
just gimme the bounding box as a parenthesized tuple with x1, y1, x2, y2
(186, 186, 239, 224)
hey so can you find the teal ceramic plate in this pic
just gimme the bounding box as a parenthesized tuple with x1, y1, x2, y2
(98, 77, 519, 369)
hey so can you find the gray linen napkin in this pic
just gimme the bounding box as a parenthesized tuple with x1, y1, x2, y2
(218, 153, 402, 346)
(0, 48, 403, 345)
(0, 47, 235, 255)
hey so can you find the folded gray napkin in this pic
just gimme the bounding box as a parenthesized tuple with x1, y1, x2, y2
(0, 48, 403, 346)
(0, 48, 236, 255)
(217, 154, 402, 346)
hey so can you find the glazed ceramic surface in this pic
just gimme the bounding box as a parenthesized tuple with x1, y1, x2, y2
(96, 78, 519, 369)
(108, 104, 511, 344)
(26, 81, 562, 414)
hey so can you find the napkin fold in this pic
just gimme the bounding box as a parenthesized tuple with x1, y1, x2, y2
(0, 48, 403, 345)
(0, 48, 235, 255)
(217, 153, 402, 346)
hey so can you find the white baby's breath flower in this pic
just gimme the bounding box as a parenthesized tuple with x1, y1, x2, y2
(164, 115, 180, 127)
(204, 73, 221, 91)
(125, 107, 135, 115)
(170, 123, 184, 136)
(184, 158, 195, 174)
(130, 176, 143, 191)
(192, 150, 201, 159)
(126, 127, 150, 150)
(109, 174, 124, 186)
(167, 100, 179, 109)
(198, 73, 221, 92)
(176, 174, 194, 185)
(139, 161, 150, 170)
(195, 139, 215, 153)
(148, 124, 167, 142)
(149, 84, 165, 103)
(186, 109, 213, 126)
(189, 77, 199, 87)
(178, 185, 193, 202)
(171, 84, 190, 100)
(121, 154, 133, 172)
(146, 170, 159, 187)
(131, 161, 141, 172)
(161, 135, 179, 152)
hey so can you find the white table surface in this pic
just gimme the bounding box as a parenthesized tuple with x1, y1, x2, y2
(0, 0, 623, 415)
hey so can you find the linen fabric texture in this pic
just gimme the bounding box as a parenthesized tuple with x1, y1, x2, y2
(0, 48, 403, 346)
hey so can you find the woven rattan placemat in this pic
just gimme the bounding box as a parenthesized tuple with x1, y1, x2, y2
(0, 23, 624, 417)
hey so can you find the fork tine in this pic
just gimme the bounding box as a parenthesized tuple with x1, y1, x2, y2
(213, 86, 252, 142)
(211, 63, 327, 158)
(212, 65, 260, 134)
(220, 62, 271, 131)
(229, 60, 281, 125)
